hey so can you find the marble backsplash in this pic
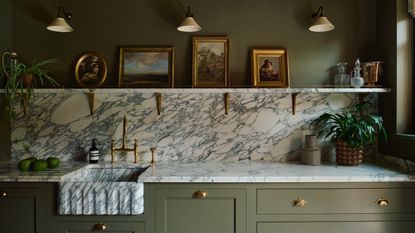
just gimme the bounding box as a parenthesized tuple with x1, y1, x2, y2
(10, 90, 377, 162)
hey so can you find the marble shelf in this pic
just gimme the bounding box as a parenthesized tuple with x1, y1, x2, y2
(0, 87, 391, 94)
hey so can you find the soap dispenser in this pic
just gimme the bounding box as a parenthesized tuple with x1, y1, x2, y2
(89, 139, 100, 164)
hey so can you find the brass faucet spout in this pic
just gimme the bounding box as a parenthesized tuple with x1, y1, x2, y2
(111, 115, 138, 163)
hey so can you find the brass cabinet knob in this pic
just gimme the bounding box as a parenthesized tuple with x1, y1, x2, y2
(0, 191, 7, 197)
(291, 198, 307, 207)
(193, 190, 208, 199)
(376, 198, 389, 206)
(93, 223, 107, 231)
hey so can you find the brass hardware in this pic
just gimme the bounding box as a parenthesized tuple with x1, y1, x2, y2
(291, 198, 307, 207)
(111, 115, 138, 163)
(85, 92, 95, 116)
(0, 191, 7, 197)
(155, 92, 162, 115)
(193, 190, 208, 199)
(376, 198, 389, 206)
(150, 147, 157, 165)
(93, 222, 107, 231)
(291, 93, 299, 115)
(224, 93, 230, 115)
(22, 93, 29, 116)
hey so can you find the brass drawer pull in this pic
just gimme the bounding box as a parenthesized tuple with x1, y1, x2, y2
(376, 198, 389, 206)
(93, 223, 107, 231)
(193, 190, 208, 199)
(291, 198, 307, 207)
(0, 191, 7, 197)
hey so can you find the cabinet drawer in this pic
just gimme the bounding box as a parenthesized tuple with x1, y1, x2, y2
(57, 221, 144, 233)
(257, 188, 415, 214)
(257, 221, 415, 233)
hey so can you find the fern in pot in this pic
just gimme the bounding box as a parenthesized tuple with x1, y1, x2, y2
(311, 103, 387, 166)
(2, 58, 59, 119)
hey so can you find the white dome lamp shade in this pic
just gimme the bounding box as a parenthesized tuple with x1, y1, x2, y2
(47, 7, 73, 33)
(177, 7, 201, 32)
(309, 6, 335, 32)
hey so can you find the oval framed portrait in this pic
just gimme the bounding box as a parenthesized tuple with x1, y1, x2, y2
(75, 52, 107, 88)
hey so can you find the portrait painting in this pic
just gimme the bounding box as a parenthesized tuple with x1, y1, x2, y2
(119, 47, 174, 88)
(75, 52, 107, 88)
(251, 49, 289, 88)
(192, 37, 229, 88)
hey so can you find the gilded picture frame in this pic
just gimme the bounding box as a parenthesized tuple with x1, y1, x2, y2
(118, 47, 174, 88)
(75, 52, 107, 88)
(251, 48, 290, 88)
(192, 37, 230, 88)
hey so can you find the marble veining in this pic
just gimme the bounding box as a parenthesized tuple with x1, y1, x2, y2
(10, 91, 378, 162)
(138, 160, 415, 183)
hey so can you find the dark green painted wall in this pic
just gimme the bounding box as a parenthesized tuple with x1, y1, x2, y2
(10, 0, 378, 88)
(0, 0, 12, 162)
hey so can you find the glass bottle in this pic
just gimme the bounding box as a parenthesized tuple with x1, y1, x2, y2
(350, 59, 365, 88)
(334, 62, 350, 86)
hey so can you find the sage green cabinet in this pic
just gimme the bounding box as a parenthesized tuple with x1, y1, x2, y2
(57, 221, 144, 233)
(257, 222, 415, 233)
(149, 184, 246, 233)
(0, 183, 48, 233)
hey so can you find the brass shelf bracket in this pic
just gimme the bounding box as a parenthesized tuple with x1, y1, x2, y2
(291, 93, 299, 115)
(85, 92, 95, 116)
(22, 93, 29, 116)
(155, 92, 162, 115)
(224, 92, 230, 115)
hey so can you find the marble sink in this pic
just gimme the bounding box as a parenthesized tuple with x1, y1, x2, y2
(58, 164, 149, 215)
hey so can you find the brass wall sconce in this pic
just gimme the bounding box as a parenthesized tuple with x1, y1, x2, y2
(47, 7, 73, 33)
(177, 7, 201, 32)
(309, 6, 335, 32)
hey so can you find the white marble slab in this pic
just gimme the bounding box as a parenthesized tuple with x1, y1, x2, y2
(0, 87, 391, 94)
(138, 161, 415, 183)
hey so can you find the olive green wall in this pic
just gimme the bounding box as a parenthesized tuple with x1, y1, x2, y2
(378, 0, 415, 161)
(0, 0, 12, 162)
(10, 0, 378, 87)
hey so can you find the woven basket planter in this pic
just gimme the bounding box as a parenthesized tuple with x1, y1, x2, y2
(335, 141, 363, 166)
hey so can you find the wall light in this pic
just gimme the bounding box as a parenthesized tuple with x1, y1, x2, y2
(47, 7, 73, 33)
(309, 6, 335, 32)
(177, 7, 201, 33)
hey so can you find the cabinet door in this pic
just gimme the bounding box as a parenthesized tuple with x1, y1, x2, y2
(155, 188, 246, 233)
(0, 184, 46, 233)
(257, 222, 415, 233)
(57, 221, 144, 233)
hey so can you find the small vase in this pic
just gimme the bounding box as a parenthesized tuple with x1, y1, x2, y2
(21, 74, 34, 87)
(301, 135, 321, 166)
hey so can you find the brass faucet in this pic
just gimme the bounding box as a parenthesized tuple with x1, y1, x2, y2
(111, 115, 138, 163)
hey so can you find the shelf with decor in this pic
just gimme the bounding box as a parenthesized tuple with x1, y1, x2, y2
(0, 87, 391, 116)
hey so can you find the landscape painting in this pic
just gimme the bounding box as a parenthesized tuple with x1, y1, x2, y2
(192, 37, 229, 88)
(119, 47, 174, 87)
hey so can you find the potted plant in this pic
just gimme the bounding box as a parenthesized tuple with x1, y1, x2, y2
(2, 58, 59, 119)
(311, 103, 387, 166)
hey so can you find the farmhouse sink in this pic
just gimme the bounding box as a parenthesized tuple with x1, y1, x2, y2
(58, 164, 149, 215)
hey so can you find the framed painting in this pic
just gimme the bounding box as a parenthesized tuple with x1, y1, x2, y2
(192, 37, 230, 88)
(251, 48, 289, 88)
(75, 52, 107, 88)
(118, 47, 174, 88)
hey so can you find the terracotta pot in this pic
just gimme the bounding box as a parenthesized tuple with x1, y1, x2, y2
(21, 74, 34, 87)
(335, 141, 363, 166)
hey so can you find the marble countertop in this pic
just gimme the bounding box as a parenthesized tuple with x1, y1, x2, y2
(138, 161, 415, 183)
(0, 160, 414, 183)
